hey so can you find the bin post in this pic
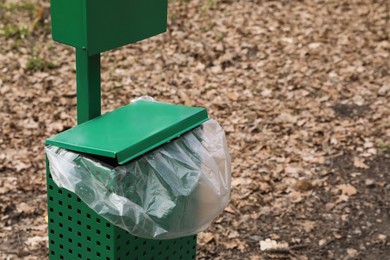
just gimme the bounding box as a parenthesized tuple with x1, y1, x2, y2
(75, 49, 101, 124)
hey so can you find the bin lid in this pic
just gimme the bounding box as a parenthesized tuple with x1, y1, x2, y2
(46, 101, 208, 164)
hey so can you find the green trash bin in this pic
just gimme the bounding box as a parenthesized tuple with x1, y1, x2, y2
(45, 100, 230, 259)
(46, 0, 231, 258)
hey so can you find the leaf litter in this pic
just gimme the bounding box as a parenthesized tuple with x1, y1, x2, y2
(1, 0, 390, 259)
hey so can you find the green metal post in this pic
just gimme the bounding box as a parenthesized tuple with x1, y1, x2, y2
(75, 48, 101, 124)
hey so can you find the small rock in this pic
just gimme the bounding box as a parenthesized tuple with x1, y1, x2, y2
(378, 84, 390, 96)
(334, 233, 343, 239)
(309, 42, 321, 49)
(260, 239, 289, 251)
(352, 95, 364, 106)
(365, 179, 375, 187)
(319, 239, 327, 247)
(378, 234, 387, 241)
(347, 248, 358, 257)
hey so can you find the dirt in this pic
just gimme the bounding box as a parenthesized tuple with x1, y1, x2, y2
(1, 0, 390, 259)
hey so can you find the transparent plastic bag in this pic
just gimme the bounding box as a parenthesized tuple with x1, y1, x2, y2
(45, 119, 231, 239)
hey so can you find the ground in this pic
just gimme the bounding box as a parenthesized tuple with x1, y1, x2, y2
(0, 0, 390, 259)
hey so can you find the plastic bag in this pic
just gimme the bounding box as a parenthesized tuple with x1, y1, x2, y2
(45, 119, 231, 239)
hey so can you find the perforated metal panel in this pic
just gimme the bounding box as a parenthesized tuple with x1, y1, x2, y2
(46, 159, 197, 260)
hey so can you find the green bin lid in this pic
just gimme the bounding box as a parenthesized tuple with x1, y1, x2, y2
(46, 101, 208, 164)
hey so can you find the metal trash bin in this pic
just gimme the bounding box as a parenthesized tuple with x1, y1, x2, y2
(47, 0, 231, 258)
(45, 100, 230, 259)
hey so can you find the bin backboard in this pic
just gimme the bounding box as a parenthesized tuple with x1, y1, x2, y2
(51, 0, 168, 55)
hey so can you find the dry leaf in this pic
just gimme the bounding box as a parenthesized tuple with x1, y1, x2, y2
(288, 191, 305, 203)
(275, 113, 298, 124)
(232, 177, 252, 187)
(294, 180, 314, 191)
(336, 194, 350, 204)
(226, 92, 239, 101)
(221, 240, 239, 249)
(14, 161, 30, 171)
(353, 157, 369, 169)
(300, 221, 316, 233)
(337, 184, 357, 196)
(258, 181, 271, 193)
(1, 1, 389, 259)
(25, 236, 48, 249)
(199, 232, 215, 244)
(228, 230, 240, 239)
(178, 91, 193, 106)
(224, 205, 236, 214)
(17, 203, 35, 214)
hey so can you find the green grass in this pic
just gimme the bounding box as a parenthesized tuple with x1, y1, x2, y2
(5, 2, 35, 13)
(26, 56, 58, 72)
(378, 141, 390, 153)
(2, 25, 28, 39)
(0, 1, 36, 39)
(202, 0, 216, 11)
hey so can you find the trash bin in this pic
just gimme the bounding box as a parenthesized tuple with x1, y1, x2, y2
(45, 100, 231, 259)
(47, 0, 231, 258)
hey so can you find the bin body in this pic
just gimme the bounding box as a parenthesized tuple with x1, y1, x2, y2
(47, 166, 197, 259)
(51, 0, 168, 55)
(46, 101, 209, 259)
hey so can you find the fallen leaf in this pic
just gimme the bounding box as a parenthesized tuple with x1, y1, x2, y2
(294, 180, 314, 191)
(14, 161, 30, 171)
(25, 236, 48, 249)
(325, 203, 336, 211)
(232, 177, 252, 187)
(336, 194, 350, 204)
(353, 157, 369, 169)
(288, 191, 305, 203)
(300, 221, 316, 233)
(199, 232, 215, 244)
(275, 113, 298, 124)
(178, 91, 194, 106)
(337, 184, 357, 196)
(228, 230, 240, 239)
(226, 92, 239, 101)
(224, 205, 236, 214)
(258, 181, 271, 193)
(17, 202, 35, 214)
(221, 240, 238, 249)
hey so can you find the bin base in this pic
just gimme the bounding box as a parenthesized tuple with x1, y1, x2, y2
(46, 159, 197, 260)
